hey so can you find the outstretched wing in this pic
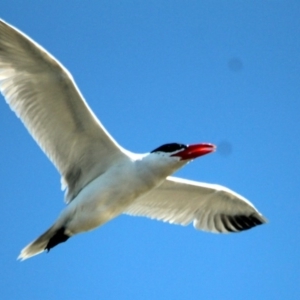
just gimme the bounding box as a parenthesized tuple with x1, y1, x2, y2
(125, 176, 267, 233)
(0, 20, 128, 202)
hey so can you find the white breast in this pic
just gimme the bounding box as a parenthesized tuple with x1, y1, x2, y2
(59, 155, 173, 233)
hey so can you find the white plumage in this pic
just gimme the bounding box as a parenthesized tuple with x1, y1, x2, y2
(0, 20, 266, 260)
(126, 176, 265, 232)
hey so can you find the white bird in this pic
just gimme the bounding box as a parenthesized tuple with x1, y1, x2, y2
(0, 20, 266, 261)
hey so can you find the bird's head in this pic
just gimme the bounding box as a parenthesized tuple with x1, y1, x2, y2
(150, 142, 216, 161)
(143, 142, 216, 177)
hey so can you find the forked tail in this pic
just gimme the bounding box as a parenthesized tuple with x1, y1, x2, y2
(18, 225, 70, 261)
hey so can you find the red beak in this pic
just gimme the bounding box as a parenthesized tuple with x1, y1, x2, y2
(171, 143, 216, 160)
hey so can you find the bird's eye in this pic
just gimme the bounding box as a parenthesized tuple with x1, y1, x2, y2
(151, 143, 187, 153)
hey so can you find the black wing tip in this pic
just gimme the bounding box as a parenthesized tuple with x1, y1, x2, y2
(221, 213, 267, 233)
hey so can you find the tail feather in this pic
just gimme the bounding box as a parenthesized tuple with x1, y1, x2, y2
(18, 225, 70, 261)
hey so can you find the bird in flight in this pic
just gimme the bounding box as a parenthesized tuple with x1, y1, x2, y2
(0, 20, 266, 260)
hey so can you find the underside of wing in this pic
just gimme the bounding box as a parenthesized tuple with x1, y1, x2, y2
(0, 20, 128, 202)
(125, 176, 267, 233)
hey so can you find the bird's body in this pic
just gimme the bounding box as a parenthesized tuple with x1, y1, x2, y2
(59, 152, 184, 235)
(0, 19, 267, 261)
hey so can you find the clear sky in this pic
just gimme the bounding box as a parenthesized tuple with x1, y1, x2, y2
(0, 1, 299, 299)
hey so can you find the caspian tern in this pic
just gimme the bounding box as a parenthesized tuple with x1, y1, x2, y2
(0, 20, 266, 261)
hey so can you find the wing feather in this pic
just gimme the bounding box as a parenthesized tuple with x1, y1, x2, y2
(125, 176, 267, 233)
(0, 20, 127, 202)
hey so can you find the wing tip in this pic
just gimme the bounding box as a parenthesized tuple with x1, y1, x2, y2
(225, 212, 268, 233)
(194, 212, 268, 234)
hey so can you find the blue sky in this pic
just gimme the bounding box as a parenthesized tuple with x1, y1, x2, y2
(0, 1, 299, 299)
